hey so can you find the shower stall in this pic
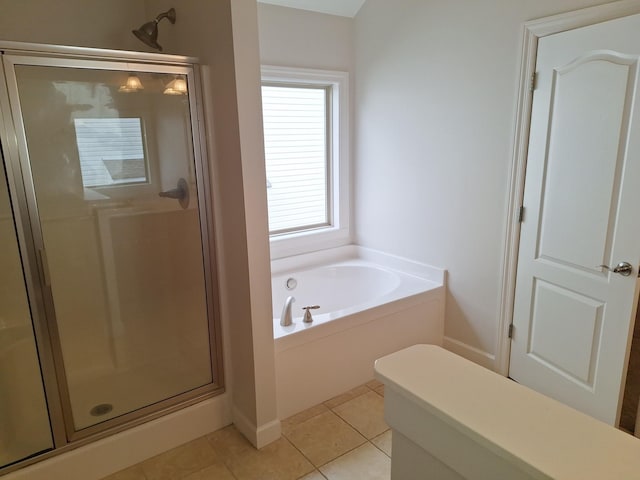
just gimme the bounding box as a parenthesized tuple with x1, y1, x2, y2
(0, 42, 223, 473)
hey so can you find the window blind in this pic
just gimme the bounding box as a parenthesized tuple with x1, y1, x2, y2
(261, 85, 329, 234)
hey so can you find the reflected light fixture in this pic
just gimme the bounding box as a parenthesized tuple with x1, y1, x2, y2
(163, 76, 188, 95)
(119, 74, 144, 93)
(132, 8, 176, 52)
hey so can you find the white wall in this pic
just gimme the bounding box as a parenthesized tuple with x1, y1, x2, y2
(353, 0, 613, 368)
(257, 3, 353, 71)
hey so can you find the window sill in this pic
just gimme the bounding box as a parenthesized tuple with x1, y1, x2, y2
(269, 226, 351, 260)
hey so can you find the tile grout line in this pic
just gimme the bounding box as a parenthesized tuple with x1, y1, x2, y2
(193, 432, 237, 480)
(284, 382, 387, 477)
(328, 386, 387, 442)
(369, 433, 392, 459)
(283, 410, 368, 473)
(315, 439, 388, 476)
(278, 434, 318, 479)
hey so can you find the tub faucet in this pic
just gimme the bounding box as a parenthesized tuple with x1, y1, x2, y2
(280, 296, 295, 326)
(302, 305, 320, 323)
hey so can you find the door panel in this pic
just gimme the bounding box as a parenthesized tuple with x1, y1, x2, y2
(6, 60, 216, 433)
(538, 54, 633, 270)
(529, 279, 603, 387)
(510, 13, 640, 425)
(0, 156, 52, 467)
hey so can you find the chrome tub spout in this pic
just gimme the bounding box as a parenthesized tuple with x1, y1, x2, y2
(280, 296, 296, 326)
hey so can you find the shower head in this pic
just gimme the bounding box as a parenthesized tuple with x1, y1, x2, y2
(132, 8, 176, 52)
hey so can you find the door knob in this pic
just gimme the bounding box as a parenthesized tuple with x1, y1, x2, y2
(598, 262, 633, 277)
(159, 177, 189, 209)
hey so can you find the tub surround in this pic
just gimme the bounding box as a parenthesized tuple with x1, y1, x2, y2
(273, 246, 445, 418)
(375, 345, 640, 479)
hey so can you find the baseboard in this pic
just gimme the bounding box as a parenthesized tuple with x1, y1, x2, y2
(443, 336, 495, 371)
(256, 418, 282, 448)
(5, 394, 232, 480)
(232, 407, 281, 449)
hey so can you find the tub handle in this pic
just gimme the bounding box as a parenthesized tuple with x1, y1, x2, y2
(302, 305, 320, 323)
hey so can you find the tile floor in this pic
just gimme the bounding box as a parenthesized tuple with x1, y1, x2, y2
(102, 380, 391, 480)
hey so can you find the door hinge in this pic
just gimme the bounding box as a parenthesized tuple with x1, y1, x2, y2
(518, 206, 525, 223)
(529, 72, 537, 92)
(508, 324, 515, 339)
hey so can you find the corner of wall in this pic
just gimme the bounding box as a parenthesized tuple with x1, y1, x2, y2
(232, 406, 281, 449)
(443, 336, 496, 371)
(229, 0, 280, 446)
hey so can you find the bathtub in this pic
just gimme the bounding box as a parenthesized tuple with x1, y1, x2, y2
(272, 245, 445, 418)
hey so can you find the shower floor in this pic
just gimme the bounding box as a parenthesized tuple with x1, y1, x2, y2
(68, 349, 212, 430)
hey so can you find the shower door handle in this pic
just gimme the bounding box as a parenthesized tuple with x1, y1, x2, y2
(159, 177, 189, 209)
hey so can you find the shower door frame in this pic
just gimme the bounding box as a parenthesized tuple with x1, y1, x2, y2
(0, 41, 224, 462)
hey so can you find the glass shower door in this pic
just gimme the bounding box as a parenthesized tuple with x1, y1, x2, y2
(5, 57, 219, 436)
(0, 158, 52, 467)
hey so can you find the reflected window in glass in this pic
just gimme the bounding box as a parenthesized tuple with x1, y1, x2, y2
(74, 117, 148, 188)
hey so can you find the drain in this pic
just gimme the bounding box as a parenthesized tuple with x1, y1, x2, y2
(285, 277, 297, 290)
(90, 403, 113, 417)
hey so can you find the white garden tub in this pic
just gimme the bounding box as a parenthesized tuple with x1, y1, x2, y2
(272, 245, 445, 418)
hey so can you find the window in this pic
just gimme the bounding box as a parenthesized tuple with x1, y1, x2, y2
(262, 85, 329, 233)
(261, 66, 350, 259)
(74, 118, 148, 188)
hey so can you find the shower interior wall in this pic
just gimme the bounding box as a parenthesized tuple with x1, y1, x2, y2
(0, 0, 277, 477)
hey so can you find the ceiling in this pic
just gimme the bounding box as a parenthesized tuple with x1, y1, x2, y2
(257, 0, 366, 18)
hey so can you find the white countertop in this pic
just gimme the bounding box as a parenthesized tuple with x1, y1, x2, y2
(374, 345, 640, 480)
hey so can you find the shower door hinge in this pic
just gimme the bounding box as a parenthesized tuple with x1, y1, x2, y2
(518, 206, 525, 223)
(508, 324, 514, 339)
(530, 72, 537, 92)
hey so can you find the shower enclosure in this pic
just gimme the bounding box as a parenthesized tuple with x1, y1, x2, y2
(0, 43, 222, 473)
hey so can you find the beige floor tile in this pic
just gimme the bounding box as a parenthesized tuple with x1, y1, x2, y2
(282, 403, 329, 437)
(371, 430, 392, 457)
(299, 471, 327, 480)
(375, 385, 384, 397)
(333, 391, 388, 439)
(323, 385, 369, 408)
(100, 465, 147, 480)
(285, 410, 366, 467)
(320, 443, 391, 480)
(182, 463, 235, 480)
(207, 425, 254, 458)
(141, 437, 220, 480)
(208, 425, 314, 480)
(365, 379, 384, 390)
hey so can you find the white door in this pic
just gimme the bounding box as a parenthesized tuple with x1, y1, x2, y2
(509, 13, 640, 425)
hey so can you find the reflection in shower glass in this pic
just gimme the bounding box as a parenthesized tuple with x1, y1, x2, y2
(14, 65, 213, 431)
(0, 163, 53, 467)
(74, 118, 148, 188)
